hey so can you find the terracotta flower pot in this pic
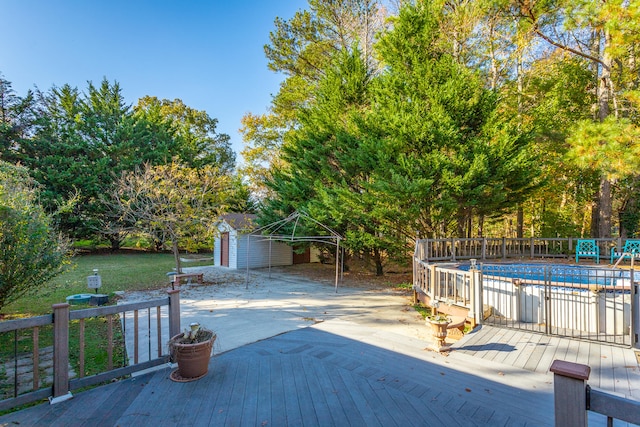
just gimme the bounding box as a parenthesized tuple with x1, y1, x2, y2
(169, 331, 216, 382)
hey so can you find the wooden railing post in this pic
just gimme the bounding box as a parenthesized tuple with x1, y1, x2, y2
(481, 238, 486, 260)
(429, 264, 437, 299)
(550, 360, 590, 427)
(51, 303, 72, 404)
(451, 238, 456, 261)
(425, 238, 431, 261)
(530, 237, 535, 258)
(502, 237, 506, 260)
(474, 269, 483, 325)
(631, 262, 639, 349)
(468, 263, 483, 326)
(168, 288, 181, 340)
(569, 237, 573, 256)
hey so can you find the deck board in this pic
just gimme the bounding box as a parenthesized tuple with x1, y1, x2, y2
(334, 364, 384, 426)
(514, 332, 542, 370)
(523, 334, 550, 372)
(623, 349, 640, 401)
(534, 335, 561, 374)
(491, 328, 522, 365)
(279, 354, 305, 426)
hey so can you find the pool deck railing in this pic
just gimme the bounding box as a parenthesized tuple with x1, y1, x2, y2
(415, 236, 634, 262)
(413, 255, 640, 348)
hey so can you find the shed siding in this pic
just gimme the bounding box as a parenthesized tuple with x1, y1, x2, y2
(213, 220, 293, 269)
(237, 236, 292, 269)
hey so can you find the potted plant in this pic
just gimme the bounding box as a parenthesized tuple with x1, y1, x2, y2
(168, 322, 216, 382)
(426, 313, 451, 352)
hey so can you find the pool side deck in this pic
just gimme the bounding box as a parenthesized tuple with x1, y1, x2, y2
(450, 324, 640, 402)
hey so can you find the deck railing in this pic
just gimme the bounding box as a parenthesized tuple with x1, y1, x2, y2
(0, 289, 180, 412)
(551, 359, 640, 426)
(416, 237, 623, 262)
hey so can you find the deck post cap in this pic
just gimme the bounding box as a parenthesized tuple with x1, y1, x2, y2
(550, 359, 591, 380)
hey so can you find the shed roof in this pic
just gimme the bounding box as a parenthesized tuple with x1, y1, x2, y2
(218, 213, 257, 232)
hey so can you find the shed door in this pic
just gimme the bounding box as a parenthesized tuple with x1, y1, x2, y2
(220, 232, 229, 267)
(293, 247, 311, 264)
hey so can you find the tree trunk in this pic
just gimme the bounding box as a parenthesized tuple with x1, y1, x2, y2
(456, 207, 466, 237)
(477, 214, 484, 237)
(373, 248, 384, 276)
(595, 27, 614, 238)
(591, 194, 600, 237)
(597, 178, 612, 238)
(619, 193, 640, 238)
(172, 240, 182, 274)
(516, 206, 524, 239)
(109, 235, 121, 252)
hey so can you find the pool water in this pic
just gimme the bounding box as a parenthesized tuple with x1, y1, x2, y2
(458, 263, 633, 287)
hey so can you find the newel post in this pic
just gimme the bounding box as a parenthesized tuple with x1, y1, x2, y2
(168, 288, 181, 339)
(51, 303, 72, 404)
(631, 261, 639, 349)
(550, 360, 591, 427)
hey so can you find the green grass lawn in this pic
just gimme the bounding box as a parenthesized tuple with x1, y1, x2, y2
(2, 252, 212, 317)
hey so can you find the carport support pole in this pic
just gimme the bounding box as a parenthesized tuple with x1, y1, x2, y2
(269, 239, 272, 278)
(335, 238, 340, 293)
(246, 233, 251, 289)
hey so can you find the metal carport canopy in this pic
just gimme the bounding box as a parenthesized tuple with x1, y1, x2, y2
(245, 211, 343, 292)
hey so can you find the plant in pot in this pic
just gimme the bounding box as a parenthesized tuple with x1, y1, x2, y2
(426, 313, 451, 352)
(168, 322, 216, 382)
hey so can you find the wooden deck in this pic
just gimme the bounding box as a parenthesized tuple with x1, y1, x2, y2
(0, 321, 556, 426)
(3, 318, 638, 426)
(449, 324, 640, 402)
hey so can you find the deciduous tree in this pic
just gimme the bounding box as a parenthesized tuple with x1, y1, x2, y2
(113, 160, 231, 273)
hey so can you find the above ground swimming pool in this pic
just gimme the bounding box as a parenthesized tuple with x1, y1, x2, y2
(457, 262, 633, 288)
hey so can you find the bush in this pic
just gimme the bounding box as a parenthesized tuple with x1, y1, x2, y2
(0, 161, 71, 311)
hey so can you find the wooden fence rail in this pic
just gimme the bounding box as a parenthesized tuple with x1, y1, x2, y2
(0, 289, 181, 412)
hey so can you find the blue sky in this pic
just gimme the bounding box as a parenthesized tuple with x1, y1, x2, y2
(0, 0, 307, 164)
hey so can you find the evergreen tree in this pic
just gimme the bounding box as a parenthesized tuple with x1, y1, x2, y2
(371, 1, 541, 237)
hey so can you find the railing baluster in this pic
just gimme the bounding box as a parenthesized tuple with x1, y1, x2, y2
(134, 310, 139, 364)
(156, 306, 162, 358)
(79, 318, 85, 378)
(107, 314, 113, 370)
(148, 308, 151, 362)
(33, 326, 39, 390)
(122, 311, 127, 367)
(13, 329, 18, 398)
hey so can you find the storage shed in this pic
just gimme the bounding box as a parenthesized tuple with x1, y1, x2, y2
(213, 213, 293, 269)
